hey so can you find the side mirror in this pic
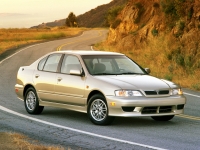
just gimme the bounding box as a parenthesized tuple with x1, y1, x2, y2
(145, 68, 151, 74)
(70, 69, 85, 77)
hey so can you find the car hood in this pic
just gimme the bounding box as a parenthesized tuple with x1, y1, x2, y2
(94, 75, 171, 90)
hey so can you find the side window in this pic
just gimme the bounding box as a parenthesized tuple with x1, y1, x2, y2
(61, 55, 81, 74)
(43, 54, 62, 72)
(38, 56, 48, 71)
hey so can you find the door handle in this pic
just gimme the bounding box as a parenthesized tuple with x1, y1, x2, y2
(57, 77, 62, 82)
(35, 74, 40, 78)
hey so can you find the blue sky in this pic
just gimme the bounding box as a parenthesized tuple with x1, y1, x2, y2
(0, 0, 111, 28)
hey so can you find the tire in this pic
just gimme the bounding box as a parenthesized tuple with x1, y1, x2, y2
(151, 115, 174, 121)
(87, 94, 115, 125)
(24, 87, 44, 114)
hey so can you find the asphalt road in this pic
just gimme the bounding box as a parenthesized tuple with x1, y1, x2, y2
(0, 29, 199, 150)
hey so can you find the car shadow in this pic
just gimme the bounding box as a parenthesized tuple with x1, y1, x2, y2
(41, 107, 180, 127)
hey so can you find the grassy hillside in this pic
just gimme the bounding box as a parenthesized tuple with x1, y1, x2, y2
(0, 27, 85, 55)
(96, 0, 200, 91)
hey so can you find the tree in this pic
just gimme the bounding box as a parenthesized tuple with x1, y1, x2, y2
(65, 12, 78, 27)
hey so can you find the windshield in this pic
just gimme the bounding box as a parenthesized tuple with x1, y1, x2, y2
(82, 55, 146, 75)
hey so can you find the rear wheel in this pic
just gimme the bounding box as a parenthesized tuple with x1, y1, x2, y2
(151, 115, 174, 121)
(87, 94, 115, 125)
(24, 87, 44, 114)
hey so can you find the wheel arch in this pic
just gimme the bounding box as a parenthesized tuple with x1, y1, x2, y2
(23, 84, 35, 98)
(87, 90, 106, 104)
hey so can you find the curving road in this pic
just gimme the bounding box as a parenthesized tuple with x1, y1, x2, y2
(0, 29, 200, 150)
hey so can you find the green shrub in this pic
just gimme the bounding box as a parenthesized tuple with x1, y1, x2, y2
(105, 6, 124, 27)
(175, 54, 185, 66)
(171, 47, 185, 66)
(151, 28, 158, 36)
(165, 74, 173, 81)
(167, 53, 172, 60)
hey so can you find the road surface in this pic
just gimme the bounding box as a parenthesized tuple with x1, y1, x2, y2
(0, 29, 199, 150)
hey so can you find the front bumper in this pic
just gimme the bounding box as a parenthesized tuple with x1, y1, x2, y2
(106, 95, 186, 117)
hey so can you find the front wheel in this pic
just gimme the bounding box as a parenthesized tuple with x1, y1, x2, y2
(151, 115, 174, 121)
(87, 94, 115, 125)
(24, 87, 44, 114)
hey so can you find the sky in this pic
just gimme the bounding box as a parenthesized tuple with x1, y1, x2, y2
(0, 0, 112, 28)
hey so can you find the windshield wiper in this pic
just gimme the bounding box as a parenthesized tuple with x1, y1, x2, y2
(119, 72, 145, 75)
(93, 73, 118, 75)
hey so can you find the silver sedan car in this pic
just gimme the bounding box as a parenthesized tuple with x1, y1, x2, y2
(15, 51, 186, 125)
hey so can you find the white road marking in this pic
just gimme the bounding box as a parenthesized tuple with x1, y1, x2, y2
(0, 44, 39, 65)
(0, 105, 166, 150)
(184, 92, 200, 98)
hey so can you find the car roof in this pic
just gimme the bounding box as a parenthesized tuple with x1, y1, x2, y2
(54, 50, 124, 56)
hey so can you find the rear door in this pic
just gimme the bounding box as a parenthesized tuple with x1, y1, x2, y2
(33, 53, 63, 102)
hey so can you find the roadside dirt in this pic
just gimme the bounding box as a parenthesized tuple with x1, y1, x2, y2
(0, 133, 21, 150)
(0, 132, 63, 150)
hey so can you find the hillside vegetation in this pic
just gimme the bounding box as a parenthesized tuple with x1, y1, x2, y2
(96, 0, 200, 90)
(0, 27, 85, 55)
(77, 0, 128, 27)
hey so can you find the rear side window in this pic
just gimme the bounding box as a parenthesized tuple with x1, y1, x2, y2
(42, 54, 62, 72)
(38, 56, 48, 71)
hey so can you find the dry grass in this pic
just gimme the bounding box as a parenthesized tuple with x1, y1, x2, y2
(95, 35, 200, 91)
(0, 27, 86, 55)
(0, 132, 65, 150)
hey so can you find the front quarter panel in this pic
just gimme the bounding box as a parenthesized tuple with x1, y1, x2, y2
(85, 75, 121, 98)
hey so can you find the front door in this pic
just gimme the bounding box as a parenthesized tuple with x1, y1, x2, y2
(54, 54, 86, 106)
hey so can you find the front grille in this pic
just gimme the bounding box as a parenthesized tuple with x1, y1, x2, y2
(145, 91, 157, 95)
(159, 90, 169, 95)
(142, 106, 173, 114)
(144, 90, 169, 96)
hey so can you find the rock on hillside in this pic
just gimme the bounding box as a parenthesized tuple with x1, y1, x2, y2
(106, 0, 200, 67)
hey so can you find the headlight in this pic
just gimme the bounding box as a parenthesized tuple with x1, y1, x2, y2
(115, 90, 142, 97)
(170, 88, 183, 95)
